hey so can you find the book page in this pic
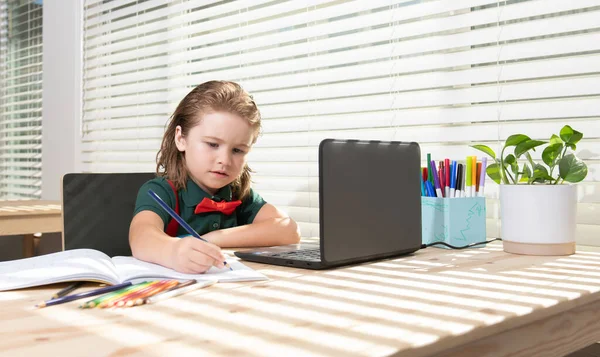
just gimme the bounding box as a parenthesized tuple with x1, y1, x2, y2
(112, 256, 268, 283)
(0, 249, 120, 291)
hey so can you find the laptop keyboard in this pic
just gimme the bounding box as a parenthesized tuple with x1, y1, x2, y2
(270, 248, 321, 262)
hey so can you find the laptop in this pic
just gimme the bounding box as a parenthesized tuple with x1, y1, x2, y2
(234, 138, 422, 270)
(62, 172, 156, 257)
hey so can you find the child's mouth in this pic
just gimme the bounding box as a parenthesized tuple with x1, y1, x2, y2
(211, 171, 228, 177)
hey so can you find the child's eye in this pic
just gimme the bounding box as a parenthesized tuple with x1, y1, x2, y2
(233, 148, 245, 154)
(206, 142, 218, 148)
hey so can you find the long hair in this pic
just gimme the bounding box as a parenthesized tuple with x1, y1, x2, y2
(156, 81, 261, 201)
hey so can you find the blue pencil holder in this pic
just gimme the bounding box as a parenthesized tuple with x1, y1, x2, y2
(421, 196, 486, 249)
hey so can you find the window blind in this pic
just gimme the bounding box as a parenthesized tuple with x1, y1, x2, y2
(0, 0, 43, 199)
(82, 0, 600, 244)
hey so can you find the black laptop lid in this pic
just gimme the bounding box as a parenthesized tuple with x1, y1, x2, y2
(319, 139, 422, 264)
(62, 172, 156, 257)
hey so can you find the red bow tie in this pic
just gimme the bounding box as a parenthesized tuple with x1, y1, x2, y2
(194, 197, 242, 215)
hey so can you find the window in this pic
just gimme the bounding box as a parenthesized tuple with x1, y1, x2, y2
(0, 0, 43, 199)
(82, 0, 600, 243)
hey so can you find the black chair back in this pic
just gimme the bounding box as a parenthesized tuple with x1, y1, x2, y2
(62, 172, 156, 257)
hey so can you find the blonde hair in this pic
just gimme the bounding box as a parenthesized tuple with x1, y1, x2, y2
(156, 80, 261, 201)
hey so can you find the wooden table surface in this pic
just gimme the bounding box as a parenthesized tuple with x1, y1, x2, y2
(1, 242, 600, 357)
(0, 200, 62, 258)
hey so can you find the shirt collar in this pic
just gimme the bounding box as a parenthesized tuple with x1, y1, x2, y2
(181, 179, 233, 207)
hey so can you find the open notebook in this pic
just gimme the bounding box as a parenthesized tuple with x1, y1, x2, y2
(0, 249, 267, 291)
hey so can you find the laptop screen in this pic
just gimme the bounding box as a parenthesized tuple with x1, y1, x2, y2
(319, 139, 422, 264)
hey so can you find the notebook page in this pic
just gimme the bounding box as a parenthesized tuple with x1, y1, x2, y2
(112, 256, 268, 283)
(0, 249, 120, 291)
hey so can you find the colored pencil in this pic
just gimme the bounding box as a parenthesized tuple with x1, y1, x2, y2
(96, 281, 154, 308)
(101, 281, 167, 308)
(123, 280, 179, 307)
(110, 280, 176, 308)
(80, 282, 148, 309)
(35, 282, 133, 308)
(51, 281, 84, 299)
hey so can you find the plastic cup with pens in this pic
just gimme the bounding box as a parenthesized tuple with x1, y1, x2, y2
(420, 155, 487, 249)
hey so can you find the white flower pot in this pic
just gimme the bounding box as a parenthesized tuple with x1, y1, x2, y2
(500, 184, 577, 255)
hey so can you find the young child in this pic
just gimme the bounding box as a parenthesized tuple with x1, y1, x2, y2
(130, 80, 301, 274)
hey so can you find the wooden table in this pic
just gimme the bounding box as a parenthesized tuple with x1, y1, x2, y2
(0, 200, 62, 258)
(1, 242, 600, 356)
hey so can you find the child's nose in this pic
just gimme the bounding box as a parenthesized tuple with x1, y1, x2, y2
(217, 150, 232, 165)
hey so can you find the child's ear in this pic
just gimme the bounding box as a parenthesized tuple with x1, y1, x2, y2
(174, 125, 186, 152)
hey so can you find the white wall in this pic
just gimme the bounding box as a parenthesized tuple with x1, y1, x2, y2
(42, 0, 82, 200)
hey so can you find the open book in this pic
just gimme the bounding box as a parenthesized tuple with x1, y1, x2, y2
(0, 249, 268, 291)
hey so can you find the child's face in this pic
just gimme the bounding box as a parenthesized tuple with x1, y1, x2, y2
(175, 111, 254, 195)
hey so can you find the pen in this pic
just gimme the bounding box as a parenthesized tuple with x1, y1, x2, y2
(479, 157, 487, 197)
(465, 156, 472, 197)
(147, 189, 232, 271)
(439, 162, 445, 197)
(425, 180, 435, 198)
(427, 153, 432, 185)
(450, 160, 457, 198)
(476, 161, 482, 194)
(430, 160, 443, 198)
(444, 158, 450, 198)
(51, 281, 84, 299)
(471, 156, 478, 198)
(36, 282, 133, 308)
(462, 162, 467, 196)
(455, 163, 463, 198)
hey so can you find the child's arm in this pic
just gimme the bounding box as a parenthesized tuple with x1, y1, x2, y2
(129, 211, 226, 273)
(202, 203, 301, 248)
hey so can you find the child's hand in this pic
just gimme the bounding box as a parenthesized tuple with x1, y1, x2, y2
(168, 236, 226, 274)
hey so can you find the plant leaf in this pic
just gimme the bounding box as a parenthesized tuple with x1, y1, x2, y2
(560, 125, 583, 145)
(542, 143, 563, 166)
(519, 164, 532, 182)
(512, 162, 519, 175)
(486, 163, 502, 184)
(505, 134, 530, 147)
(504, 154, 516, 165)
(566, 142, 577, 151)
(470, 145, 496, 159)
(559, 153, 588, 183)
(559, 125, 573, 142)
(569, 131, 583, 145)
(511, 162, 520, 182)
(504, 154, 519, 180)
(514, 140, 546, 158)
(530, 164, 553, 184)
(524, 151, 536, 167)
(549, 134, 563, 145)
(533, 164, 548, 175)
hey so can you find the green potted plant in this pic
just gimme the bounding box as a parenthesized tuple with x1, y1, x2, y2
(472, 125, 588, 255)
